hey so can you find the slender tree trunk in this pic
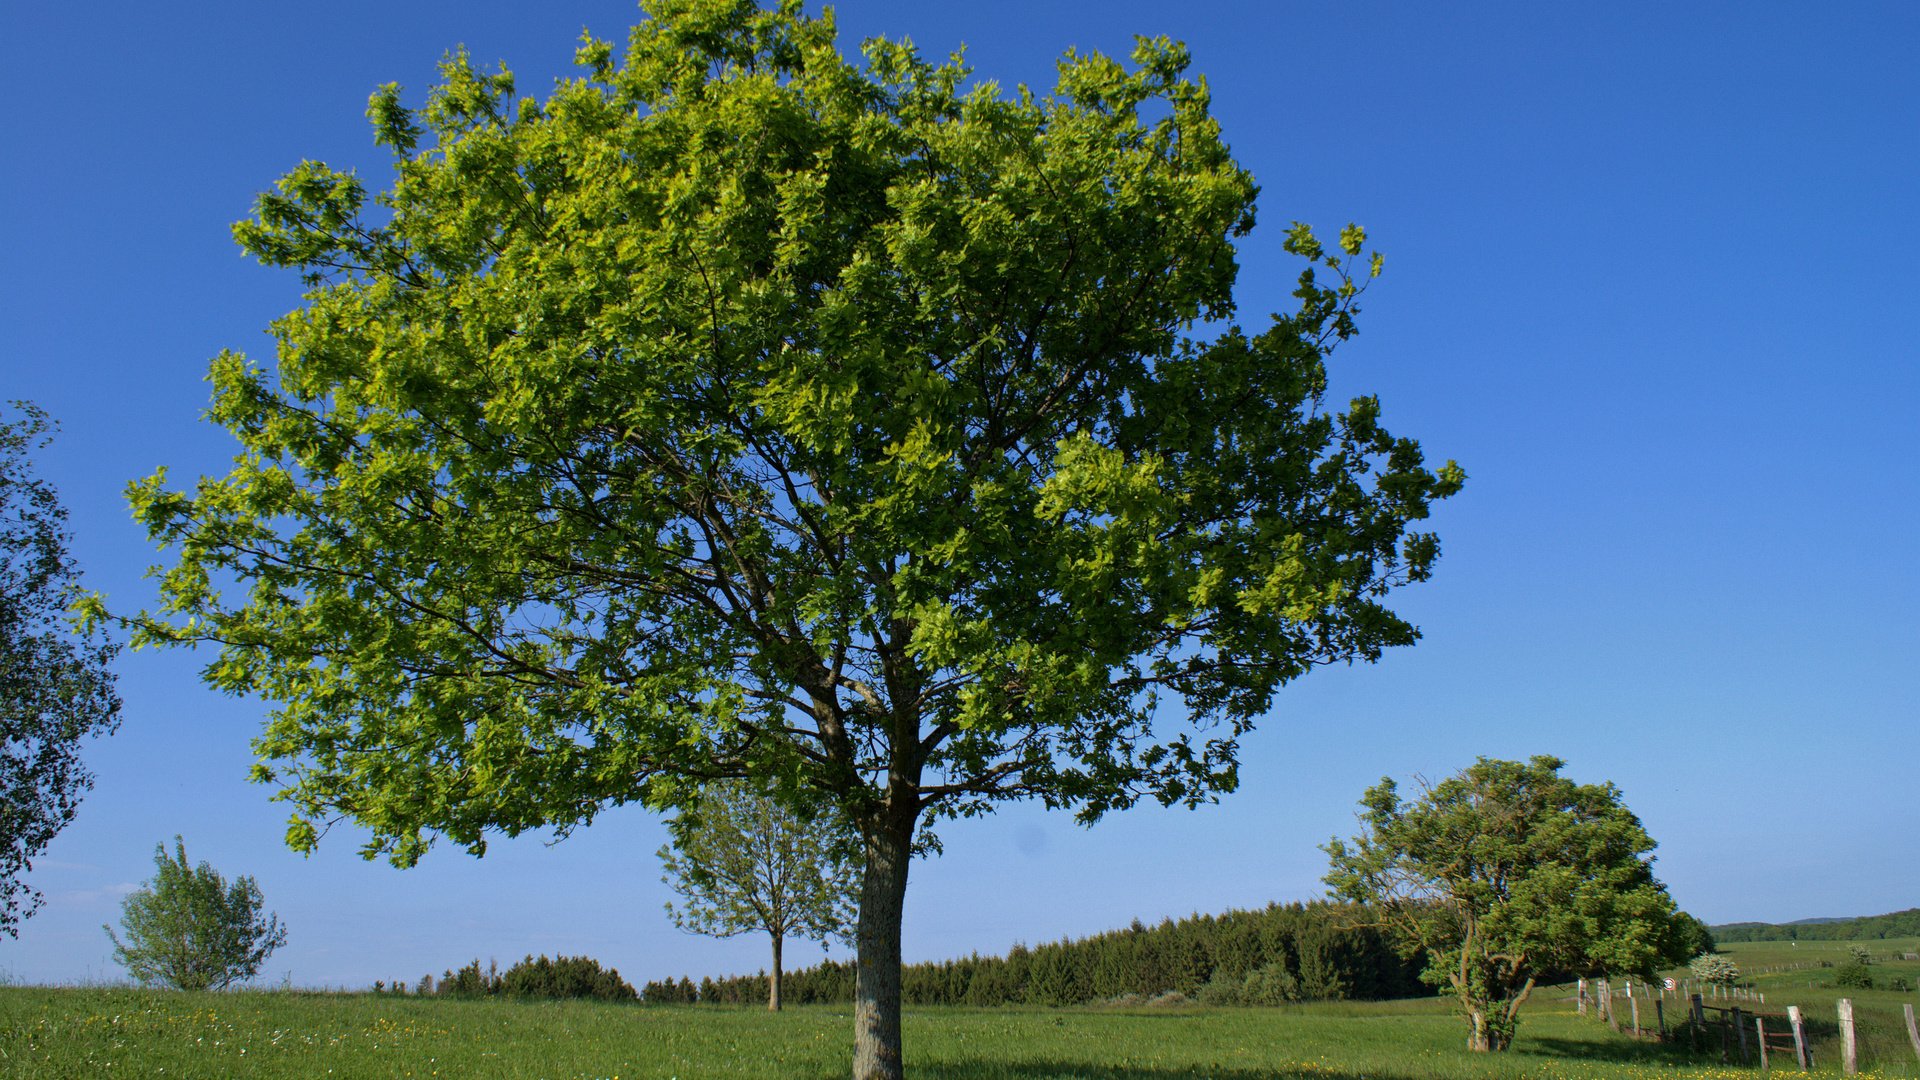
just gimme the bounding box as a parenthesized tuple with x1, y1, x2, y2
(770, 931, 784, 1011)
(852, 814, 912, 1080)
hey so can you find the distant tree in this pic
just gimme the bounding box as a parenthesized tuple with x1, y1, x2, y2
(660, 780, 859, 1010)
(1846, 944, 1871, 965)
(1668, 912, 1716, 960)
(105, 837, 288, 991)
(1690, 952, 1739, 988)
(1325, 756, 1688, 1052)
(1, 402, 122, 936)
(1709, 908, 1920, 942)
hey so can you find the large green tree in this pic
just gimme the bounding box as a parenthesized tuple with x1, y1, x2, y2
(1324, 756, 1691, 1052)
(123, 1, 1461, 1074)
(659, 780, 860, 1010)
(2, 402, 122, 936)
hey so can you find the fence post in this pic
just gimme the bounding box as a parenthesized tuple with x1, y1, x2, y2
(1655, 998, 1666, 1040)
(1578, 976, 1588, 1017)
(1757, 1015, 1771, 1070)
(1630, 982, 1641, 1036)
(1735, 1006, 1749, 1065)
(1789, 1005, 1813, 1071)
(1691, 993, 1704, 1053)
(1838, 998, 1857, 1075)
(1905, 1003, 1920, 1064)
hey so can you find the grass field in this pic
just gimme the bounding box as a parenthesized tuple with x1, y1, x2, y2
(4, 982, 1918, 1080)
(1704, 938, 1920, 1072)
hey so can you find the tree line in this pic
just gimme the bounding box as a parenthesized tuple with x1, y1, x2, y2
(643, 901, 1421, 1007)
(1711, 908, 1920, 942)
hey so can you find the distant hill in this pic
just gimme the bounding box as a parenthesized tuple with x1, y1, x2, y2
(1710, 908, 1920, 942)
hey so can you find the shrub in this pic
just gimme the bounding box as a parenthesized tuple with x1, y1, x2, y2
(439, 959, 502, 997)
(1197, 963, 1300, 1006)
(1886, 976, 1911, 992)
(1690, 952, 1739, 987)
(500, 954, 637, 1001)
(1832, 962, 1873, 990)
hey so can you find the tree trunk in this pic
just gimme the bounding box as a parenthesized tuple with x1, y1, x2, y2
(1468, 1008, 1492, 1051)
(852, 814, 912, 1080)
(769, 932, 783, 1012)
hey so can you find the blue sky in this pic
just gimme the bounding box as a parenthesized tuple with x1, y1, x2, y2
(3, 0, 1915, 989)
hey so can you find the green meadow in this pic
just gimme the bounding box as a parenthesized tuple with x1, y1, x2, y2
(4, 969, 1917, 1080)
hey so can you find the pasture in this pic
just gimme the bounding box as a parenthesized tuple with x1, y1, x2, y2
(4, 937, 1916, 1078)
(4, 979, 1918, 1080)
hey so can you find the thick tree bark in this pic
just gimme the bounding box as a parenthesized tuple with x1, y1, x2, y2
(770, 932, 783, 1012)
(852, 813, 913, 1080)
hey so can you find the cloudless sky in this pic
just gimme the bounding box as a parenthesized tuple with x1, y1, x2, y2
(3, 0, 1915, 989)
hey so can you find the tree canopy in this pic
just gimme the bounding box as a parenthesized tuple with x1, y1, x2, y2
(2, 402, 122, 936)
(1324, 756, 1689, 1052)
(125, 1, 1461, 1074)
(659, 780, 860, 1009)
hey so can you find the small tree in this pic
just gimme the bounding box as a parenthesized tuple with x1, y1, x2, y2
(1, 402, 122, 935)
(660, 780, 859, 1010)
(1833, 960, 1873, 990)
(105, 837, 287, 991)
(1690, 951, 1739, 988)
(1325, 756, 1688, 1052)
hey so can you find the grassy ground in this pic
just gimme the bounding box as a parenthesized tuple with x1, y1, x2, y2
(1720, 937, 1920, 978)
(1706, 938, 1920, 1071)
(3, 987, 1917, 1080)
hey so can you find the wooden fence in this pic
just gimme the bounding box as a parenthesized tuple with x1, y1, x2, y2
(1680, 994, 1920, 1073)
(1574, 981, 1920, 1073)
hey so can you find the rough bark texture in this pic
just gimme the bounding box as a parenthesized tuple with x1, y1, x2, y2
(852, 816, 912, 1080)
(769, 933, 783, 1012)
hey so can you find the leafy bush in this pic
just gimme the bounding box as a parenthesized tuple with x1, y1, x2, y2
(501, 954, 637, 1001)
(1197, 963, 1300, 1006)
(1832, 962, 1873, 990)
(1887, 976, 1912, 992)
(1847, 945, 1872, 965)
(1690, 952, 1739, 987)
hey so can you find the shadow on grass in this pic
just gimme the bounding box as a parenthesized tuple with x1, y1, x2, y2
(1521, 1035, 1711, 1068)
(916, 1064, 1374, 1080)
